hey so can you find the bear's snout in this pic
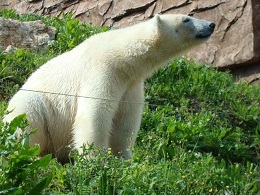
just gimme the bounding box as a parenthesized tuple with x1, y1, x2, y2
(207, 22, 215, 34)
(195, 21, 215, 39)
(209, 23, 215, 30)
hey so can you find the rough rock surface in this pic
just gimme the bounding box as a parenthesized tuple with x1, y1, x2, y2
(0, 17, 56, 51)
(1, 0, 259, 82)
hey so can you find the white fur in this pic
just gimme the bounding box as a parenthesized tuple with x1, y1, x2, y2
(3, 14, 213, 162)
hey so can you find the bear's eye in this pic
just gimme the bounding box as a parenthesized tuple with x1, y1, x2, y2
(183, 18, 190, 23)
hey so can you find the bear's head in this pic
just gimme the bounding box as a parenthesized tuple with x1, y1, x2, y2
(153, 14, 215, 54)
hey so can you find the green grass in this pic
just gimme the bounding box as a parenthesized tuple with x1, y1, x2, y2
(0, 10, 260, 194)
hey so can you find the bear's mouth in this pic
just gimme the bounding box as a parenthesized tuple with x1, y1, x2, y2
(195, 25, 215, 39)
(195, 31, 213, 39)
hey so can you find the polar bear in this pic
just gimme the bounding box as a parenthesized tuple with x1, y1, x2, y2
(3, 14, 215, 163)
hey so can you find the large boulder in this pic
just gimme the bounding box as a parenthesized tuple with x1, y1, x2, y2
(0, 17, 56, 51)
(1, 0, 259, 82)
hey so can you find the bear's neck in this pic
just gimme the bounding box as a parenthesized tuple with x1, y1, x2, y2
(117, 38, 182, 84)
(116, 26, 189, 83)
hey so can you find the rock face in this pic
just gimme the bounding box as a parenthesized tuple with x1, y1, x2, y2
(0, 17, 56, 51)
(1, 0, 259, 82)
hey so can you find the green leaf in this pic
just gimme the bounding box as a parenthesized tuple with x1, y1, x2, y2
(0, 187, 22, 195)
(27, 174, 53, 195)
(100, 167, 108, 195)
(8, 114, 27, 134)
(27, 154, 52, 170)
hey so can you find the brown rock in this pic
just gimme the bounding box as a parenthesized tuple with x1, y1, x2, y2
(107, 0, 156, 20)
(144, 2, 156, 18)
(0, 17, 56, 51)
(14, 1, 43, 14)
(231, 63, 260, 84)
(98, 0, 113, 16)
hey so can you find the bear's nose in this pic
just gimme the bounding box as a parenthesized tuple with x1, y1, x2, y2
(209, 23, 215, 30)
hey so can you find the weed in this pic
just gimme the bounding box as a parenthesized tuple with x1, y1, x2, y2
(0, 114, 52, 194)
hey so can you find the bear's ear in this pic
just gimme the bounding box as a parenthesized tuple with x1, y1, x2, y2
(153, 14, 161, 25)
(152, 14, 162, 33)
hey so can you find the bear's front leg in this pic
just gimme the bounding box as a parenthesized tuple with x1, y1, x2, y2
(110, 82, 144, 159)
(72, 96, 119, 155)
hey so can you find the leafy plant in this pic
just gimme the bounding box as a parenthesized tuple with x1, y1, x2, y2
(142, 58, 260, 163)
(0, 114, 52, 194)
(0, 9, 43, 21)
(0, 49, 52, 101)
